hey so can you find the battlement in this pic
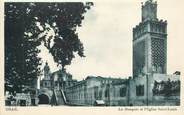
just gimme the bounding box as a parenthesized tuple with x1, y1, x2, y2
(133, 19, 167, 40)
(142, 0, 157, 6)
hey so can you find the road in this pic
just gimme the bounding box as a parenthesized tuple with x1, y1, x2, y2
(38, 104, 68, 107)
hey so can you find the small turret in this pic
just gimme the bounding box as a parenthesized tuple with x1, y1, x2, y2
(142, 0, 157, 22)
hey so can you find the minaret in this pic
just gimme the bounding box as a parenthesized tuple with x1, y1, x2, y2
(133, 0, 167, 78)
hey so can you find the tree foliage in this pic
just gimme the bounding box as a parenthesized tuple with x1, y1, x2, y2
(5, 2, 93, 92)
(31, 2, 93, 70)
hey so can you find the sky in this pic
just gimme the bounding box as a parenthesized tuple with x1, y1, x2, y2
(37, 0, 184, 81)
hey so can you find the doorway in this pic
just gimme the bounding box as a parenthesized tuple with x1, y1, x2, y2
(38, 94, 49, 104)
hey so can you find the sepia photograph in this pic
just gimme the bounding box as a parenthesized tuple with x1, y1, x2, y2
(1, 1, 184, 115)
(4, 0, 182, 107)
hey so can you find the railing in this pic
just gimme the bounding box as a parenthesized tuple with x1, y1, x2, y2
(53, 89, 58, 105)
(60, 89, 67, 104)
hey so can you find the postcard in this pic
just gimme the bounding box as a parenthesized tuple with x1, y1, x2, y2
(1, 0, 184, 115)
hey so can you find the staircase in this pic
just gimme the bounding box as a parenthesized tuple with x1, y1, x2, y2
(53, 89, 67, 105)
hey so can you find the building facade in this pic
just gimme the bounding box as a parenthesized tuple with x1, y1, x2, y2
(64, 74, 180, 106)
(65, 76, 129, 106)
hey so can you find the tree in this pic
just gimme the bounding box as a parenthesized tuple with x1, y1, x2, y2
(5, 2, 93, 93)
(164, 78, 172, 97)
(5, 3, 42, 93)
(31, 2, 93, 70)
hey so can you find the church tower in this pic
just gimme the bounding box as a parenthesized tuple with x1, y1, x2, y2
(133, 0, 167, 78)
(43, 61, 50, 80)
(40, 61, 52, 89)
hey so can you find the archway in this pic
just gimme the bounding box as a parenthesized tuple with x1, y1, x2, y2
(38, 94, 49, 104)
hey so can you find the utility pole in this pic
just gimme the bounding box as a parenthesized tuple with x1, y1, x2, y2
(146, 74, 149, 106)
(108, 79, 110, 106)
(127, 77, 130, 106)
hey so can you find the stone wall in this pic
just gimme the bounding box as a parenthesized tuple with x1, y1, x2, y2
(128, 73, 180, 106)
